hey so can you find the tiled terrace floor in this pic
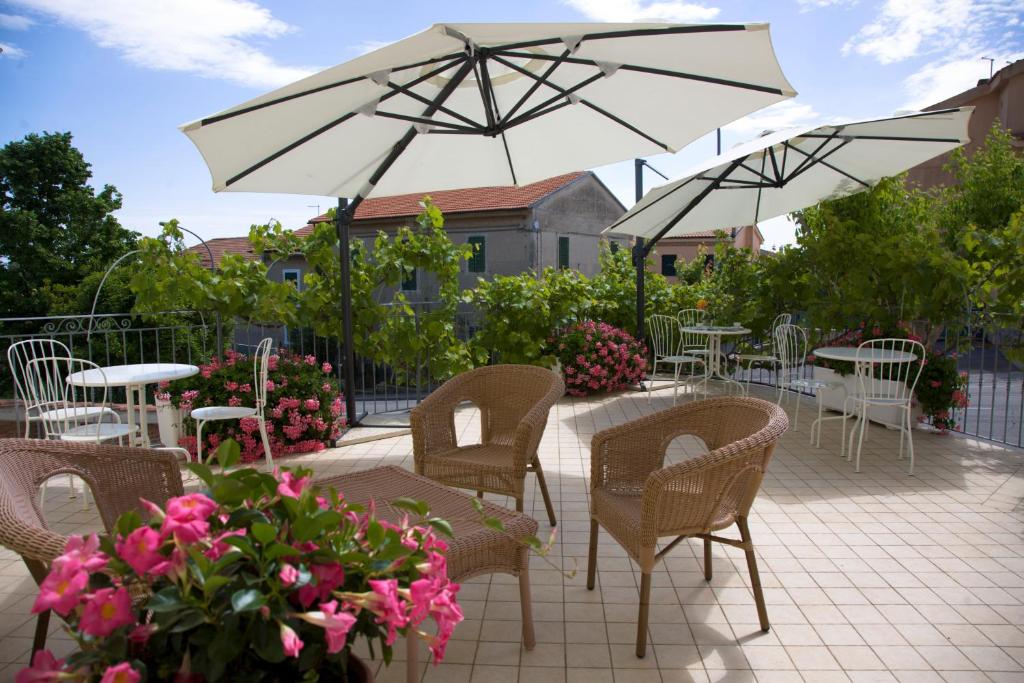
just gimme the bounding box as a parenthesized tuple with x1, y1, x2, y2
(2, 383, 1024, 682)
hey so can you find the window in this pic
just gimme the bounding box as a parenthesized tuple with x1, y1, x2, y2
(401, 268, 417, 291)
(610, 242, 619, 254)
(282, 269, 301, 290)
(661, 254, 677, 277)
(558, 236, 570, 269)
(467, 236, 486, 273)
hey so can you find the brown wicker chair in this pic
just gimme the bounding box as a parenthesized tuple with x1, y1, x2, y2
(411, 364, 564, 525)
(586, 397, 788, 657)
(0, 439, 185, 655)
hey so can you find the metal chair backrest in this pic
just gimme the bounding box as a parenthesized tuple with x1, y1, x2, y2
(646, 315, 682, 361)
(773, 324, 807, 386)
(7, 339, 73, 437)
(770, 313, 792, 339)
(253, 337, 274, 415)
(854, 338, 925, 403)
(23, 357, 110, 440)
(676, 308, 708, 352)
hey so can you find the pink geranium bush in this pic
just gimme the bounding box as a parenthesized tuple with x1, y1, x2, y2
(546, 320, 647, 397)
(160, 348, 344, 462)
(20, 442, 462, 682)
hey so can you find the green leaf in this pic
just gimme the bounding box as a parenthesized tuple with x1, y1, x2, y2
(147, 586, 187, 613)
(427, 518, 454, 538)
(390, 497, 430, 517)
(186, 462, 215, 487)
(114, 510, 142, 536)
(230, 588, 266, 613)
(366, 519, 384, 547)
(483, 517, 506, 532)
(251, 522, 277, 545)
(214, 439, 241, 469)
(168, 609, 208, 633)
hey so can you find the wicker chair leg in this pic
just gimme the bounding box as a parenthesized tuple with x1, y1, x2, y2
(533, 461, 557, 526)
(586, 519, 599, 590)
(519, 565, 536, 650)
(737, 517, 769, 632)
(31, 610, 50, 657)
(703, 538, 713, 581)
(406, 632, 418, 683)
(515, 497, 523, 513)
(635, 571, 651, 658)
(476, 491, 484, 498)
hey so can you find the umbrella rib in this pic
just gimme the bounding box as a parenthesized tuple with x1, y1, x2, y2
(767, 146, 782, 183)
(799, 133, 963, 144)
(475, 56, 499, 131)
(501, 72, 606, 129)
(644, 157, 749, 248)
(781, 131, 841, 180)
(495, 23, 750, 52)
(604, 175, 704, 233)
(224, 55, 470, 189)
(782, 139, 870, 188)
(200, 53, 465, 127)
(493, 50, 787, 96)
(379, 79, 484, 130)
(500, 49, 572, 125)
(751, 152, 768, 225)
(736, 161, 777, 185)
(489, 54, 669, 150)
(372, 110, 481, 132)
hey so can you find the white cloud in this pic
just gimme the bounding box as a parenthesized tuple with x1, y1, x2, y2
(723, 101, 821, 136)
(796, 0, 857, 11)
(561, 0, 720, 23)
(0, 13, 34, 29)
(9, 0, 318, 88)
(902, 50, 1024, 109)
(0, 42, 27, 58)
(351, 39, 390, 56)
(842, 0, 1022, 64)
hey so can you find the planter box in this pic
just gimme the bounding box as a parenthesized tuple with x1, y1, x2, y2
(812, 366, 922, 428)
(155, 398, 182, 447)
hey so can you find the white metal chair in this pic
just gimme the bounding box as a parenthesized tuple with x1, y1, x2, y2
(736, 313, 791, 389)
(646, 315, 704, 405)
(842, 338, 925, 474)
(24, 356, 136, 444)
(773, 324, 845, 443)
(7, 339, 115, 438)
(191, 338, 274, 466)
(677, 308, 712, 397)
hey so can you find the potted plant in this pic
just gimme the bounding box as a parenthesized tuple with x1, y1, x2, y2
(914, 350, 969, 433)
(545, 320, 647, 397)
(159, 349, 345, 463)
(19, 442, 463, 682)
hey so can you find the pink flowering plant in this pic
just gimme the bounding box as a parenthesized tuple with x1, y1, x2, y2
(20, 441, 463, 682)
(545, 320, 647, 397)
(808, 321, 969, 432)
(160, 348, 344, 462)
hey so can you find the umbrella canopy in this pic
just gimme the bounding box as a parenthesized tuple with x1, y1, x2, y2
(181, 22, 795, 199)
(603, 107, 973, 242)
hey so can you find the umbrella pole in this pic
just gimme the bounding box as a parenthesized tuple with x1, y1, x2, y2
(337, 197, 360, 428)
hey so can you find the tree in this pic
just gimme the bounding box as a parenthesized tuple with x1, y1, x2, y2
(0, 132, 137, 317)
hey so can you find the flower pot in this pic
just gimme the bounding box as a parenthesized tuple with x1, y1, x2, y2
(812, 366, 924, 428)
(155, 397, 181, 448)
(343, 653, 375, 683)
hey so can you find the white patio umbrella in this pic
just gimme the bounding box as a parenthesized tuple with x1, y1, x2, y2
(180, 22, 797, 423)
(602, 107, 974, 330)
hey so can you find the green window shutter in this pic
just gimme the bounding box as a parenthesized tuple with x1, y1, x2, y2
(661, 254, 677, 276)
(467, 236, 486, 273)
(558, 236, 570, 269)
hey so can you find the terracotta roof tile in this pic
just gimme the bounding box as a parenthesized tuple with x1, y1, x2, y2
(189, 236, 258, 269)
(296, 171, 587, 235)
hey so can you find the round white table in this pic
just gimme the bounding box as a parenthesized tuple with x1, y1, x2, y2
(67, 363, 198, 448)
(811, 347, 918, 364)
(681, 325, 751, 395)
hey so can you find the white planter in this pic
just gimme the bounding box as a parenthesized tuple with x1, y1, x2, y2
(155, 398, 182, 447)
(812, 366, 922, 428)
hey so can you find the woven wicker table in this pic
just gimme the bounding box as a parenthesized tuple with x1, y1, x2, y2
(316, 466, 539, 682)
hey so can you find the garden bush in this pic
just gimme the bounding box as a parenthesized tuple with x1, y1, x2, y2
(546, 320, 647, 396)
(160, 348, 344, 462)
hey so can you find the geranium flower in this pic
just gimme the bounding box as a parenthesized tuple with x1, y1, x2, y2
(79, 587, 134, 637)
(14, 649, 65, 683)
(99, 662, 141, 683)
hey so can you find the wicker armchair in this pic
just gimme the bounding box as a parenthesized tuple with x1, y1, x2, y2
(586, 397, 788, 657)
(411, 365, 564, 525)
(0, 439, 184, 655)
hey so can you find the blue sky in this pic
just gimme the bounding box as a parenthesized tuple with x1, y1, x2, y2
(1, 0, 1021, 250)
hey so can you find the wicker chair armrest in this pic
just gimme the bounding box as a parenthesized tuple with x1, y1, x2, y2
(510, 372, 565, 471)
(410, 380, 464, 459)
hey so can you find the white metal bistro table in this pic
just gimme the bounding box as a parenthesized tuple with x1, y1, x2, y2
(811, 346, 918, 364)
(66, 363, 199, 448)
(681, 325, 751, 396)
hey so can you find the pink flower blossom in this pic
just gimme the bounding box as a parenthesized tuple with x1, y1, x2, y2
(367, 578, 408, 645)
(129, 623, 157, 645)
(116, 526, 164, 575)
(205, 529, 246, 560)
(279, 622, 304, 658)
(304, 398, 320, 411)
(305, 355, 317, 366)
(99, 662, 141, 683)
(79, 587, 134, 637)
(228, 396, 242, 407)
(297, 563, 345, 607)
(161, 493, 217, 544)
(322, 362, 333, 374)
(296, 599, 357, 654)
(15, 649, 65, 683)
(279, 564, 299, 587)
(277, 471, 310, 499)
(266, 379, 276, 392)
